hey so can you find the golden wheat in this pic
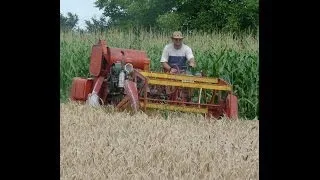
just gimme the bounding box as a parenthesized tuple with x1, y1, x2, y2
(60, 102, 259, 180)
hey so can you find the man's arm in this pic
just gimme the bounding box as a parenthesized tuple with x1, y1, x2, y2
(188, 58, 196, 67)
(162, 62, 178, 73)
(161, 62, 172, 71)
(186, 46, 196, 67)
(160, 45, 170, 70)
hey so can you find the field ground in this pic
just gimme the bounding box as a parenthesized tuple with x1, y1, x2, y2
(60, 102, 259, 179)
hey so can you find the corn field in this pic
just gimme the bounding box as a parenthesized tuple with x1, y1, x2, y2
(60, 29, 258, 119)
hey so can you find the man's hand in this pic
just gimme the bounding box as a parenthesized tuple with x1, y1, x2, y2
(170, 68, 178, 74)
(188, 59, 196, 68)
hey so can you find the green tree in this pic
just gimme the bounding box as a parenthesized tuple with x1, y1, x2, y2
(94, 0, 258, 33)
(85, 16, 109, 33)
(175, 0, 258, 33)
(95, 0, 178, 29)
(156, 12, 184, 32)
(60, 12, 79, 31)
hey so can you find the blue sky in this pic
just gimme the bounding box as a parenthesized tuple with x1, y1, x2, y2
(60, 0, 104, 29)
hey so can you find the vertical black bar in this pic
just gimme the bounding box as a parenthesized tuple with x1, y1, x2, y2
(260, 0, 272, 180)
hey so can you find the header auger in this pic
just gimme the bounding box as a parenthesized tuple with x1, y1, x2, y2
(70, 39, 238, 119)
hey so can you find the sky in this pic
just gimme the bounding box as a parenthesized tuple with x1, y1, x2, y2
(60, 0, 104, 29)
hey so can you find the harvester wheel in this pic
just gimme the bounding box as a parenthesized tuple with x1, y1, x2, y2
(124, 80, 140, 112)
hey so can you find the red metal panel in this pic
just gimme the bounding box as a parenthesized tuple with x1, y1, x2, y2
(225, 94, 238, 119)
(108, 48, 150, 71)
(89, 45, 103, 76)
(124, 80, 140, 112)
(70, 78, 93, 101)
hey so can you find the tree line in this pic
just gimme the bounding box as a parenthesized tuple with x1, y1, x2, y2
(61, 0, 258, 34)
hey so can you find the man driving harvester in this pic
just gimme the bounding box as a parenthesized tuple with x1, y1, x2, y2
(160, 31, 196, 74)
(160, 31, 198, 102)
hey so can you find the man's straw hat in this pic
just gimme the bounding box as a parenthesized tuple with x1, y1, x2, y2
(171, 31, 184, 39)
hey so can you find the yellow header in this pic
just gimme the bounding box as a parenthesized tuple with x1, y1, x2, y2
(139, 71, 218, 83)
(147, 78, 232, 91)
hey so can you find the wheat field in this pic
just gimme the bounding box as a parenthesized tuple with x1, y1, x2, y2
(60, 102, 259, 179)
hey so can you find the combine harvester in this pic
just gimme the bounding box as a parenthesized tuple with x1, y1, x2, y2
(70, 39, 238, 119)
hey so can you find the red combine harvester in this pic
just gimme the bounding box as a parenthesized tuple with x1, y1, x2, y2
(70, 39, 238, 119)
